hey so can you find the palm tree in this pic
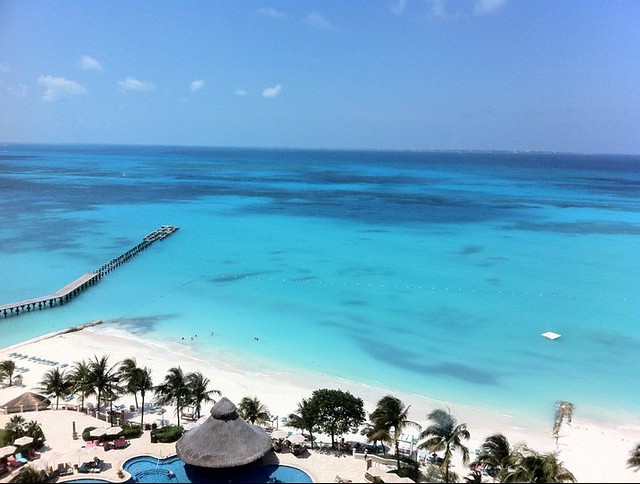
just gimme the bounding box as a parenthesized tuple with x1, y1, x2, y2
(67, 360, 94, 410)
(88, 355, 119, 414)
(8, 465, 48, 483)
(418, 407, 470, 483)
(0, 360, 16, 386)
(4, 415, 26, 441)
(118, 358, 141, 409)
(186, 371, 220, 419)
(37, 367, 70, 410)
(135, 367, 154, 429)
(238, 396, 270, 425)
(288, 398, 319, 448)
(504, 448, 576, 483)
(471, 433, 515, 481)
(155, 367, 190, 427)
(370, 395, 420, 470)
(360, 421, 388, 454)
(628, 443, 640, 472)
(24, 420, 45, 448)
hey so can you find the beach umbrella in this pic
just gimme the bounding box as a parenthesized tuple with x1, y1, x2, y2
(13, 436, 34, 446)
(89, 427, 107, 438)
(0, 445, 16, 459)
(176, 397, 272, 469)
(287, 434, 307, 445)
(106, 426, 123, 436)
(271, 429, 289, 440)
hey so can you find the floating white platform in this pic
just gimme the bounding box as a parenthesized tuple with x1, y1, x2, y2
(541, 331, 562, 340)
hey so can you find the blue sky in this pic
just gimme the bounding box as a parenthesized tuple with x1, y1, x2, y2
(1, 0, 639, 153)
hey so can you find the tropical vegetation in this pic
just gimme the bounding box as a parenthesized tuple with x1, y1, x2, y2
(287, 397, 319, 447)
(470, 433, 577, 483)
(503, 447, 576, 483)
(238, 396, 271, 425)
(36, 367, 70, 410)
(8, 465, 48, 483)
(369, 394, 420, 470)
(418, 407, 470, 483)
(628, 443, 640, 472)
(2, 415, 45, 449)
(293, 388, 365, 447)
(0, 360, 16, 386)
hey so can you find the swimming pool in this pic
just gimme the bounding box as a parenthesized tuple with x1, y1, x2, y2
(123, 455, 313, 483)
(63, 480, 111, 484)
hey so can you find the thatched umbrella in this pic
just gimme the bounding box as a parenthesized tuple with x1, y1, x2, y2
(176, 397, 272, 468)
(1, 392, 50, 413)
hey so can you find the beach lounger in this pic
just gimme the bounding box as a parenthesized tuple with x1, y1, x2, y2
(114, 436, 129, 449)
(7, 456, 24, 469)
(15, 453, 28, 464)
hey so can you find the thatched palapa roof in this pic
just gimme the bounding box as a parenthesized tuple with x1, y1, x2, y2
(176, 397, 272, 468)
(1, 392, 50, 414)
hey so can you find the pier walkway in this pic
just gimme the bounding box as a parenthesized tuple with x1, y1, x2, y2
(0, 225, 178, 318)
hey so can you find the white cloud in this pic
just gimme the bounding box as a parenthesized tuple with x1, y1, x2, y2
(306, 11, 333, 30)
(389, 0, 407, 14)
(262, 84, 282, 98)
(38, 75, 86, 102)
(118, 77, 155, 92)
(234, 88, 248, 96)
(79, 55, 103, 71)
(475, 0, 507, 15)
(257, 7, 285, 18)
(190, 79, 205, 92)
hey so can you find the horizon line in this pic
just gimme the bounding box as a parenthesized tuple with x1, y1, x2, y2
(2, 140, 639, 157)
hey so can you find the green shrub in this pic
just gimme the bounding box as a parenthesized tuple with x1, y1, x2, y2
(152, 425, 183, 443)
(121, 424, 142, 440)
(82, 427, 97, 442)
(0, 429, 7, 446)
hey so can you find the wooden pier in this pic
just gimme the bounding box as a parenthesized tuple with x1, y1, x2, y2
(0, 225, 179, 318)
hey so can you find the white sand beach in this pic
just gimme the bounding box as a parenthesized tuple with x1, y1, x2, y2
(1, 322, 639, 483)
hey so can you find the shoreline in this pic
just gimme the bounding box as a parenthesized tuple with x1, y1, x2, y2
(1, 322, 639, 482)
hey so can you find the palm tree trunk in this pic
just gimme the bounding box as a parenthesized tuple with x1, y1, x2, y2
(395, 440, 400, 470)
(141, 393, 146, 429)
(56, 396, 59, 410)
(134, 392, 139, 409)
(445, 443, 450, 483)
(176, 397, 181, 427)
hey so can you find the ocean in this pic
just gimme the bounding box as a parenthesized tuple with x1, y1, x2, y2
(1, 144, 638, 427)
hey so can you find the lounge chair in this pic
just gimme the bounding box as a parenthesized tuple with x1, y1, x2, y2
(335, 476, 352, 483)
(114, 436, 129, 449)
(14, 453, 28, 464)
(7, 456, 24, 469)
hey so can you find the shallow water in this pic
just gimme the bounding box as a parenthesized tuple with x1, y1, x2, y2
(1, 144, 639, 426)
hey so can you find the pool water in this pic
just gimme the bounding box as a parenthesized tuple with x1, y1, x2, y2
(123, 455, 313, 483)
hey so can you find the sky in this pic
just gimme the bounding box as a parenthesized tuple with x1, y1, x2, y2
(1, 0, 639, 153)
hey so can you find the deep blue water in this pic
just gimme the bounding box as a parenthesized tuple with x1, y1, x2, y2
(0, 144, 639, 426)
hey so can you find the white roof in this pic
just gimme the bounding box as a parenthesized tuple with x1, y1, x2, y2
(541, 331, 562, 340)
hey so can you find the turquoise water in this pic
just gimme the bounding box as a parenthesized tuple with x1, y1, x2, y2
(0, 144, 639, 426)
(123, 455, 312, 483)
